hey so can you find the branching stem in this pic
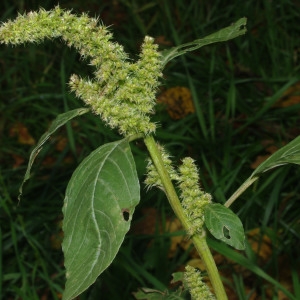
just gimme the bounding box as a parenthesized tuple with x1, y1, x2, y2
(144, 135, 228, 300)
(224, 176, 258, 208)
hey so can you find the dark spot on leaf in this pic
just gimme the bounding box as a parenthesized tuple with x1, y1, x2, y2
(223, 226, 230, 239)
(122, 208, 130, 221)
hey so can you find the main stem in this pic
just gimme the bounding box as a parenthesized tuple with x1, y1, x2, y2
(144, 135, 228, 300)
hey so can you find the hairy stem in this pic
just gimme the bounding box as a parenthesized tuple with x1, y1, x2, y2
(192, 233, 228, 300)
(144, 135, 189, 228)
(144, 135, 228, 300)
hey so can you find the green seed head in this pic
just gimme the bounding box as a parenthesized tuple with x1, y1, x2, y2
(184, 265, 216, 300)
(178, 157, 212, 235)
(0, 6, 163, 136)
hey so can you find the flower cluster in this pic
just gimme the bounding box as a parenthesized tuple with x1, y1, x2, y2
(178, 157, 212, 235)
(184, 265, 216, 300)
(0, 6, 162, 136)
(145, 146, 211, 235)
(144, 143, 179, 190)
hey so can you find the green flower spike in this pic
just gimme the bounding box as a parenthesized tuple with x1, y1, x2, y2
(178, 157, 212, 235)
(184, 265, 216, 300)
(0, 6, 162, 136)
(145, 143, 179, 190)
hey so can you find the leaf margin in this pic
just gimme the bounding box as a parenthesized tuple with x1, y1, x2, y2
(18, 107, 89, 199)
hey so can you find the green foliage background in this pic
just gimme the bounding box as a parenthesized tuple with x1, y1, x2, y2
(1, 0, 300, 299)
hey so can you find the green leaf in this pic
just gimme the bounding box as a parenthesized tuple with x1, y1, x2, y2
(171, 272, 184, 284)
(133, 288, 186, 300)
(225, 135, 300, 208)
(161, 17, 247, 66)
(250, 135, 300, 178)
(133, 288, 165, 300)
(204, 203, 245, 250)
(18, 108, 90, 199)
(62, 138, 140, 300)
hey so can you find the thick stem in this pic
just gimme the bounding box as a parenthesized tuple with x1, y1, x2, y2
(144, 135, 190, 229)
(144, 135, 228, 300)
(192, 233, 228, 299)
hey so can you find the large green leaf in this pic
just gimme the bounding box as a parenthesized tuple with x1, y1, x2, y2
(62, 138, 140, 300)
(204, 203, 245, 250)
(250, 135, 300, 177)
(19, 108, 89, 198)
(161, 17, 247, 66)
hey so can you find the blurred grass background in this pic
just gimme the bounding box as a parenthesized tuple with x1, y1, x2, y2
(1, 0, 300, 299)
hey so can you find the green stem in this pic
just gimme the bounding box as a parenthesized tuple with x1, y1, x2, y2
(192, 233, 227, 299)
(144, 135, 190, 229)
(224, 176, 258, 208)
(144, 135, 228, 300)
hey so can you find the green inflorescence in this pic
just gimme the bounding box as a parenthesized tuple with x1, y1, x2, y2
(178, 157, 212, 235)
(184, 265, 216, 300)
(0, 6, 162, 136)
(145, 149, 211, 235)
(144, 143, 179, 190)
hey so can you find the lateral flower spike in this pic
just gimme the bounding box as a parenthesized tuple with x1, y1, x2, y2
(184, 265, 216, 300)
(0, 6, 162, 136)
(144, 143, 179, 190)
(178, 157, 212, 235)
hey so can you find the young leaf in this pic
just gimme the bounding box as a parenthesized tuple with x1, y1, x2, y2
(161, 17, 247, 67)
(133, 288, 186, 300)
(133, 288, 165, 300)
(62, 138, 140, 300)
(250, 135, 300, 178)
(171, 272, 184, 284)
(204, 203, 245, 250)
(18, 108, 89, 199)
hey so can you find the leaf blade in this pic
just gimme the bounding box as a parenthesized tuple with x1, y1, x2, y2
(250, 135, 300, 178)
(161, 18, 247, 66)
(62, 138, 140, 300)
(204, 203, 245, 250)
(19, 108, 90, 198)
(225, 135, 300, 208)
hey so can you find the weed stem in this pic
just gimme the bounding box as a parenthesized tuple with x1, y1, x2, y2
(224, 176, 258, 208)
(144, 135, 228, 300)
